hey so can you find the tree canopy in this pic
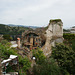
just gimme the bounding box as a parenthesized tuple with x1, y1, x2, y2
(52, 43, 75, 75)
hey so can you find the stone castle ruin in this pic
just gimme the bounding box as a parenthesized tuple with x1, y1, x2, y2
(22, 19, 63, 56)
(42, 19, 63, 56)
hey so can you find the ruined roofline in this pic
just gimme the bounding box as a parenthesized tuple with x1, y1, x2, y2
(24, 30, 40, 36)
(25, 32, 39, 36)
(23, 27, 46, 36)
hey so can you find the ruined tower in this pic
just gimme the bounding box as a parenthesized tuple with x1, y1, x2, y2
(42, 19, 63, 56)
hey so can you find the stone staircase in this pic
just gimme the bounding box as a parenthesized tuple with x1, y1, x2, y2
(23, 48, 30, 55)
(17, 47, 30, 56)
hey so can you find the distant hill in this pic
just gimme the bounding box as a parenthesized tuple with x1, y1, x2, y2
(7, 24, 40, 28)
(0, 24, 32, 35)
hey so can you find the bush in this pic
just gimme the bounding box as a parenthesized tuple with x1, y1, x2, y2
(33, 58, 61, 75)
(19, 56, 31, 71)
(32, 48, 61, 75)
(32, 48, 46, 65)
(63, 33, 75, 40)
(52, 43, 75, 74)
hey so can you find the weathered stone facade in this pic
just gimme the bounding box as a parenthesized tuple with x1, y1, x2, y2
(22, 19, 63, 56)
(42, 19, 63, 56)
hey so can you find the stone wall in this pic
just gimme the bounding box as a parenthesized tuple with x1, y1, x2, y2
(42, 19, 63, 56)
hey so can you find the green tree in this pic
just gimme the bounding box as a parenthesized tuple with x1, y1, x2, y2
(32, 48, 61, 75)
(33, 58, 61, 75)
(52, 43, 75, 75)
(3, 35, 12, 41)
(19, 56, 31, 71)
(32, 48, 46, 65)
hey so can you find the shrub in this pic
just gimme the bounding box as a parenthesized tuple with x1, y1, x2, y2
(19, 56, 31, 71)
(52, 43, 75, 74)
(33, 58, 61, 75)
(32, 48, 46, 65)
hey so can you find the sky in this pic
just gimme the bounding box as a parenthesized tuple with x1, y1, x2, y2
(0, 0, 75, 28)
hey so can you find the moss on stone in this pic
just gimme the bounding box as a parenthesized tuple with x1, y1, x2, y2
(50, 19, 61, 23)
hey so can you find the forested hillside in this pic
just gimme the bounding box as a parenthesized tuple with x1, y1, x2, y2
(0, 24, 31, 35)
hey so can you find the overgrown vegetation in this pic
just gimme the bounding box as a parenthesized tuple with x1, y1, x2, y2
(1, 32, 75, 75)
(32, 44, 75, 75)
(32, 48, 61, 75)
(33, 58, 61, 75)
(63, 33, 75, 40)
(0, 40, 31, 75)
(50, 19, 61, 23)
(63, 33, 75, 51)
(32, 48, 46, 65)
(52, 43, 75, 75)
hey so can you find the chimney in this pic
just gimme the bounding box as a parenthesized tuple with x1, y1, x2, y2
(17, 38, 20, 48)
